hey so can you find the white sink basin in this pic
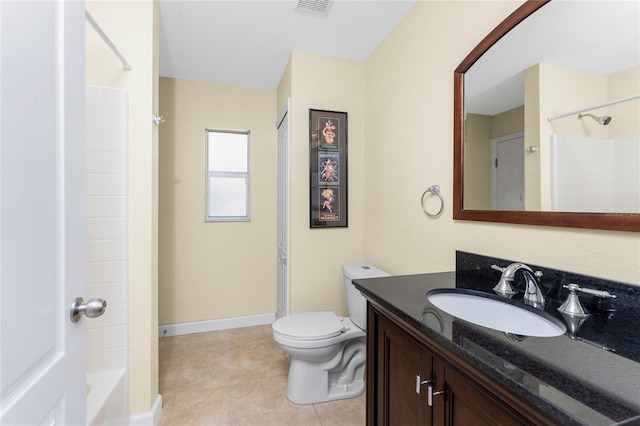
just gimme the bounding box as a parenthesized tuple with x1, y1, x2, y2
(427, 289, 566, 337)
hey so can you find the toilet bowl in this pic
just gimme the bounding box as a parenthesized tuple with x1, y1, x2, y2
(272, 262, 389, 404)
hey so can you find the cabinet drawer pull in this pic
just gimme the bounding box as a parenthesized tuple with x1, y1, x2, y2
(415, 375, 431, 394)
(428, 384, 444, 406)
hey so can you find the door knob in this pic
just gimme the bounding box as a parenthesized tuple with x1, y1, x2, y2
(70, 297, 107, 323)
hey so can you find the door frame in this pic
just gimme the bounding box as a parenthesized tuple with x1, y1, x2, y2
(491, 131, 524, 210)
(276, 98, 290, 319)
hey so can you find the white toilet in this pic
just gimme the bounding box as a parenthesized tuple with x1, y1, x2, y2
(272, 262, 389, 404)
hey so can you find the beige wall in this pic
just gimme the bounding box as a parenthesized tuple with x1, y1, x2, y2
(609, 65, 640, 139)
(540, 64, 609, 138)
(363, 1, 639, 284)
(493, 105, 524, 139)
(85, 0, 159, 415)
(524, 64, 542, 210)
(277, 55, 292, 111)
(158, 78, 278, 324)
(463, 113, 492, 210)
(539, 63, 639, 140)
(159, 52, 366, 322)
(286, 52, 367, 315)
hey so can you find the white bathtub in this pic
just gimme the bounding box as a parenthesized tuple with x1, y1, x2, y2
(86, 369, 128, 426)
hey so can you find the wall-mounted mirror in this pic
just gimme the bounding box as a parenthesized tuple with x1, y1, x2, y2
(453, 0, 639, 232)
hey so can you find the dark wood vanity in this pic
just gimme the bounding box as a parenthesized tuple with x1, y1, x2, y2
(368, 301, 553, 425)
(355, 252, 640, 426)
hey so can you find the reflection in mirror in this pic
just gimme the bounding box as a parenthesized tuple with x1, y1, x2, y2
(454, 0, 640, 231)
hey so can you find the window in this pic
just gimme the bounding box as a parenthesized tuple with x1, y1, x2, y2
(206, 130, 250, 221)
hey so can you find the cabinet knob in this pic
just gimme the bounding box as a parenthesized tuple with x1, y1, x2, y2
(428, 384, 445, 407)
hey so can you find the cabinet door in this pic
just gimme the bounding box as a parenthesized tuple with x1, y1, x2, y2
(377, 316, 432, 425)
(439, 360, 528, 426)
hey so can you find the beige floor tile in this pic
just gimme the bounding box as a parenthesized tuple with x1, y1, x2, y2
(313, 394, 365, 426)
(159, 325, 365, 426)
(225, 377, 322, 426)
(159, 386, 230, 426)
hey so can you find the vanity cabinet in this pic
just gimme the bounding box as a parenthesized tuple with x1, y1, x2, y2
(357, 260, 640, 425)
(367, 302, 553, 425)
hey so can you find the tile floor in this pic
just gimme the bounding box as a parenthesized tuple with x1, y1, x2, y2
(158, 324, 365, 426)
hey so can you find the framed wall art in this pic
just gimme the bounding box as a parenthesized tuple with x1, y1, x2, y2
(309, 109, 348, 228)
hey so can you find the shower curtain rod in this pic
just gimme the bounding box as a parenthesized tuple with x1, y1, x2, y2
(86, 11, 132, 71)
(547, 94, 640, 122)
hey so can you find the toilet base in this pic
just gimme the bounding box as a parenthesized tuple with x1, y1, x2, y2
(285, 337, 366, 404)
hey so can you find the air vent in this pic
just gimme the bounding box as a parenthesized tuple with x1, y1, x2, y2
(296, 0, 331, 14)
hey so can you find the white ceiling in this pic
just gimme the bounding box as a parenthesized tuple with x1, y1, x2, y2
(158, 0, 418, 90)
(158, 1, 639, 111)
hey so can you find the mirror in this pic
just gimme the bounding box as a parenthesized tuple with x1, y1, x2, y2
(453, 0, 640, 232)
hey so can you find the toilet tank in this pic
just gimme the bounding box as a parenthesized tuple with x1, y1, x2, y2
(342, 263, 390, 330)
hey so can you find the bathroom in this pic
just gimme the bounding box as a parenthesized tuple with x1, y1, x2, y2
(2, 1, 637, 424)
(156, 0, 638, 423)
(98, 0, 640, 421)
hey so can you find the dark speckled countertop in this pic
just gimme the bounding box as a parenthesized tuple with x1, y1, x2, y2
(353, 252, 640, 426)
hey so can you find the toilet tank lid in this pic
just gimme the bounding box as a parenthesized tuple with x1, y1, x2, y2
(272, 312, 345, 340)
(342, 262, 390, 280)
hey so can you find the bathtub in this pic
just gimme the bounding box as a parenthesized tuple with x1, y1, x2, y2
(86, 369, 128, 426)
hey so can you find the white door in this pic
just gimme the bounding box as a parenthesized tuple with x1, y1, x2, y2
(276, 100, 290, 319)
(0, 1, 86, 424)
(492, 133, 525, 210)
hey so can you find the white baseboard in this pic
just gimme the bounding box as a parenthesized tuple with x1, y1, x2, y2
(158, 313, 276, 337)
(130, 394, 162, 426)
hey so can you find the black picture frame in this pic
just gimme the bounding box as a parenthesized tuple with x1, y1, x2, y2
(309, 109, 348, 228)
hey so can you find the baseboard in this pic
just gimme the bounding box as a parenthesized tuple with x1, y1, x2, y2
(158, 312, 276, 337)
(130, 394, 162, 426)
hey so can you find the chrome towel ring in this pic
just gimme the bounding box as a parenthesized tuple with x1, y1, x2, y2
(421, 185, 444, 218)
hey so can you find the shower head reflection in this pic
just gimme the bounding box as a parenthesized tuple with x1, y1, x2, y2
(578, 113, 612, 126)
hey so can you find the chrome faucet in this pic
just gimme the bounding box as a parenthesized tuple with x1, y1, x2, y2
(491, 263, 545, 309)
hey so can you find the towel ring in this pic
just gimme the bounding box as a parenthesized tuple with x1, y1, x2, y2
(421, 185, 444, 218)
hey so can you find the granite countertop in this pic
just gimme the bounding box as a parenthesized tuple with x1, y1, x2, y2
(354, 270, 640, 426)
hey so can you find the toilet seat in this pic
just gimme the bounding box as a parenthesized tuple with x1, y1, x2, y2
(272, 312, 347, 341)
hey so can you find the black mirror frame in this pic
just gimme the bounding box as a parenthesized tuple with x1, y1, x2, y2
(453, 0, 639, 232)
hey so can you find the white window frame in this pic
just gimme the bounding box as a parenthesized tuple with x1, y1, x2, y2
(205, 129, 251, 222)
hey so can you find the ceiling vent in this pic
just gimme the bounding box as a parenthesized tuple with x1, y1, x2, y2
(296, 0, 331, 15)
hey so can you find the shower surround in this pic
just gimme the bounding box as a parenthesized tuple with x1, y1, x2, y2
(85, 86, 129, 425)
(550, 134, 640, 213)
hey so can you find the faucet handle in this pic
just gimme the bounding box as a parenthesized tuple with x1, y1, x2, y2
(491, 264, 506, 273)
(558, 284, 616, 317)
(573, 286, 616, 299)
(558, 284, 589, 317)
(491, 264, 517, 295)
